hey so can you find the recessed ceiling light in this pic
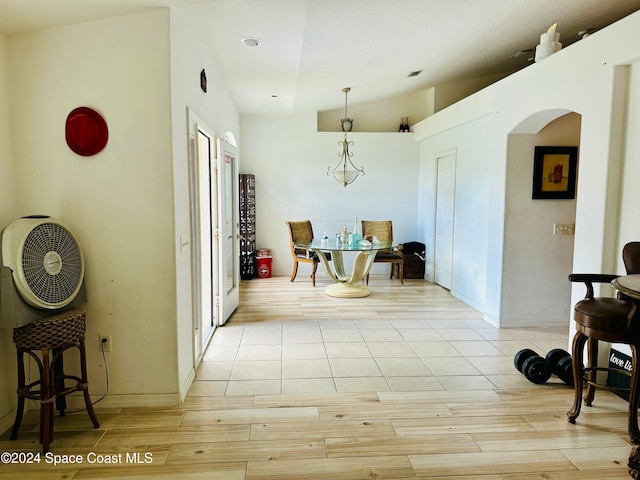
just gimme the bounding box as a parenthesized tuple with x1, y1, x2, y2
(241, 37, 261, 47)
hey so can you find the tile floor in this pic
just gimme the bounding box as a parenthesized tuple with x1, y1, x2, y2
(191, 314, 571, 397)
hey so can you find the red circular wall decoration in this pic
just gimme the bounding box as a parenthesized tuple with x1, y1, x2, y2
(65, 107, 108, 156)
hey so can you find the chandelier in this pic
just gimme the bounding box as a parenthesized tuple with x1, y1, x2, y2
(327, 87, 365, 187)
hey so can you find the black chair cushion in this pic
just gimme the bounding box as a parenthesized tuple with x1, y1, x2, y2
(295, 251, 331, 261)
(375, 252, 402, 260)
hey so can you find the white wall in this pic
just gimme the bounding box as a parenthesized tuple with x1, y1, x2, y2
(0, 5, 242, 432)
(2, 10, 178, 421)
(414, 10, 640, 329)
(433, 73, 509, 113)
(240, 112, 420, 278)
(0, 34, 14, 226)
(416, 108, 494, 313)
(317, 90, 431, 132)
(169, 5, 240, 400)
(608, 61, 640, 359)
(317, 73, 508, 134)
(618, 62, 640, 258)
(0, 33, 19, 432)
(501, 113, 580, 325)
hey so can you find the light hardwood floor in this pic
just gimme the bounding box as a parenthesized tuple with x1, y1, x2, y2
(0, 275, 635, 479)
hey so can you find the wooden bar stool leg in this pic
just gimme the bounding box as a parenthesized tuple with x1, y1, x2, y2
(78, 339, 100, 428)
(584, 337, 598, 406)
(53, 347, 67, 417)
(629, 344, 640, 444)
(41, 348, 54, 452)
(568, 331, 587, 424)
(10, 348, 26, 440)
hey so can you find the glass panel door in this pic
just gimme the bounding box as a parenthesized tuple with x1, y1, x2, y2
(217, 138, 239, 323)
(188, 110, 218, 364)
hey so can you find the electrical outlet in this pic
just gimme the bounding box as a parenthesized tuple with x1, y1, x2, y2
(99, 335, 111, 352)
(553, 223, 575, 235)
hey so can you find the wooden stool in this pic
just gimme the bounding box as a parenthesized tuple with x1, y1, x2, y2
(10, 307, 100, 452)
(567, 274, 640, 444)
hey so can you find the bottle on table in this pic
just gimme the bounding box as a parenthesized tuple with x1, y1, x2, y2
(341, 225, 349, 245)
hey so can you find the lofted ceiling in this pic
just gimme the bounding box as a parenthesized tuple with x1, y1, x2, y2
(1, 0, 639, 115)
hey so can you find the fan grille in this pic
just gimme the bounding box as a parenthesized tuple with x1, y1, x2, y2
(21, 223, 83, 305)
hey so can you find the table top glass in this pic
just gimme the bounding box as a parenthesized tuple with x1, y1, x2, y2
(612, 274, 640, 300)
(296, 238, 395, 252)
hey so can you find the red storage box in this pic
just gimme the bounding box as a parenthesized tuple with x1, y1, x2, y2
(256, 256, 272, 278)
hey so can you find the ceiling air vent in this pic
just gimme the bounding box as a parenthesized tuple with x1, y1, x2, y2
(407, 70, 423, 78)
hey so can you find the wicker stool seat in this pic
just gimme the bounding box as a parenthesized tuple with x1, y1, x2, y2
(10, 307, 100, 452)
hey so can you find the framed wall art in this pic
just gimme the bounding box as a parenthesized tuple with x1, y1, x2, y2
(532, 146, 578, 199)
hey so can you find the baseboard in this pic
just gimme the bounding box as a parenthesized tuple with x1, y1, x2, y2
(482, 313, 499, 327)
(449, 289, 486, 316)
(0, 408, 16, 437)
(498, 317, 570, 328)
(179, 368, 196, 404)
(63, 392, 181, 409)
(0, 392, 181, 437)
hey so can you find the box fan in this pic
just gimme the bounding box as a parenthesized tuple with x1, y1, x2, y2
(0, 216, 86, 328)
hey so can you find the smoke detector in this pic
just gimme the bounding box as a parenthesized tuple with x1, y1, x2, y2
(241, 37, 261, 47)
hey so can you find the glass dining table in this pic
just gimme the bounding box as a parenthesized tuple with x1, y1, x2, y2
(612, 274, 640, 301)
(295, 238, 395, 298)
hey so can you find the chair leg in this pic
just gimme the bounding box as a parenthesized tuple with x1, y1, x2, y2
(568, 330, 587, 424)
(311, 261, 317, 287)
(584, 337, 598, 406)
(53, 347, 66, 417)
(629, 344, 640, 444)
(389, 262, 404, 285)
(290, 259, 298, 282)
(10, 349, 26, 440)
(41, 349, 53, 452)
(78, 339, 100, 429)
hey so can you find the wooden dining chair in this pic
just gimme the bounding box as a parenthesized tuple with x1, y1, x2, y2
(361, 220, 403, 285)
(285, 220, 330, 287)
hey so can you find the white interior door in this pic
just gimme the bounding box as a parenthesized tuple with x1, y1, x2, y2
(217, 138, 239, 324)
(435, 153, 456, 290)
(188, 110, 218, 365)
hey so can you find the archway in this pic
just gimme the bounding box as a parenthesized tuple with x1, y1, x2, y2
(500, 109, 582, 327)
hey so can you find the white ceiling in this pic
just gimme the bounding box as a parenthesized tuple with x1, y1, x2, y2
(1, 0, 639, 115)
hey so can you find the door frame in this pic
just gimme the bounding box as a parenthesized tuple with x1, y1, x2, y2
(433, 149, 457, 290)
(216, 137, 240, 324)
(187, 108, 218, 366)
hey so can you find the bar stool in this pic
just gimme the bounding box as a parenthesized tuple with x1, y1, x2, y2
(10, 307, 100, 452)
(567, 242, 640, 444)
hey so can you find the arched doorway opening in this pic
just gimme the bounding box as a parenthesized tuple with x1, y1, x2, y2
(500, 109, 582, 327)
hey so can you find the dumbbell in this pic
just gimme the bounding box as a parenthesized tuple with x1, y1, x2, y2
(514, 349, 552, 384)
(545, 348, 574, 386)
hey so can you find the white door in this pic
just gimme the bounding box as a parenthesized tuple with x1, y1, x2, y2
(434, 153, 456, 290)
(216, 138, 240, 324)
(188, 111, 218, 364)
